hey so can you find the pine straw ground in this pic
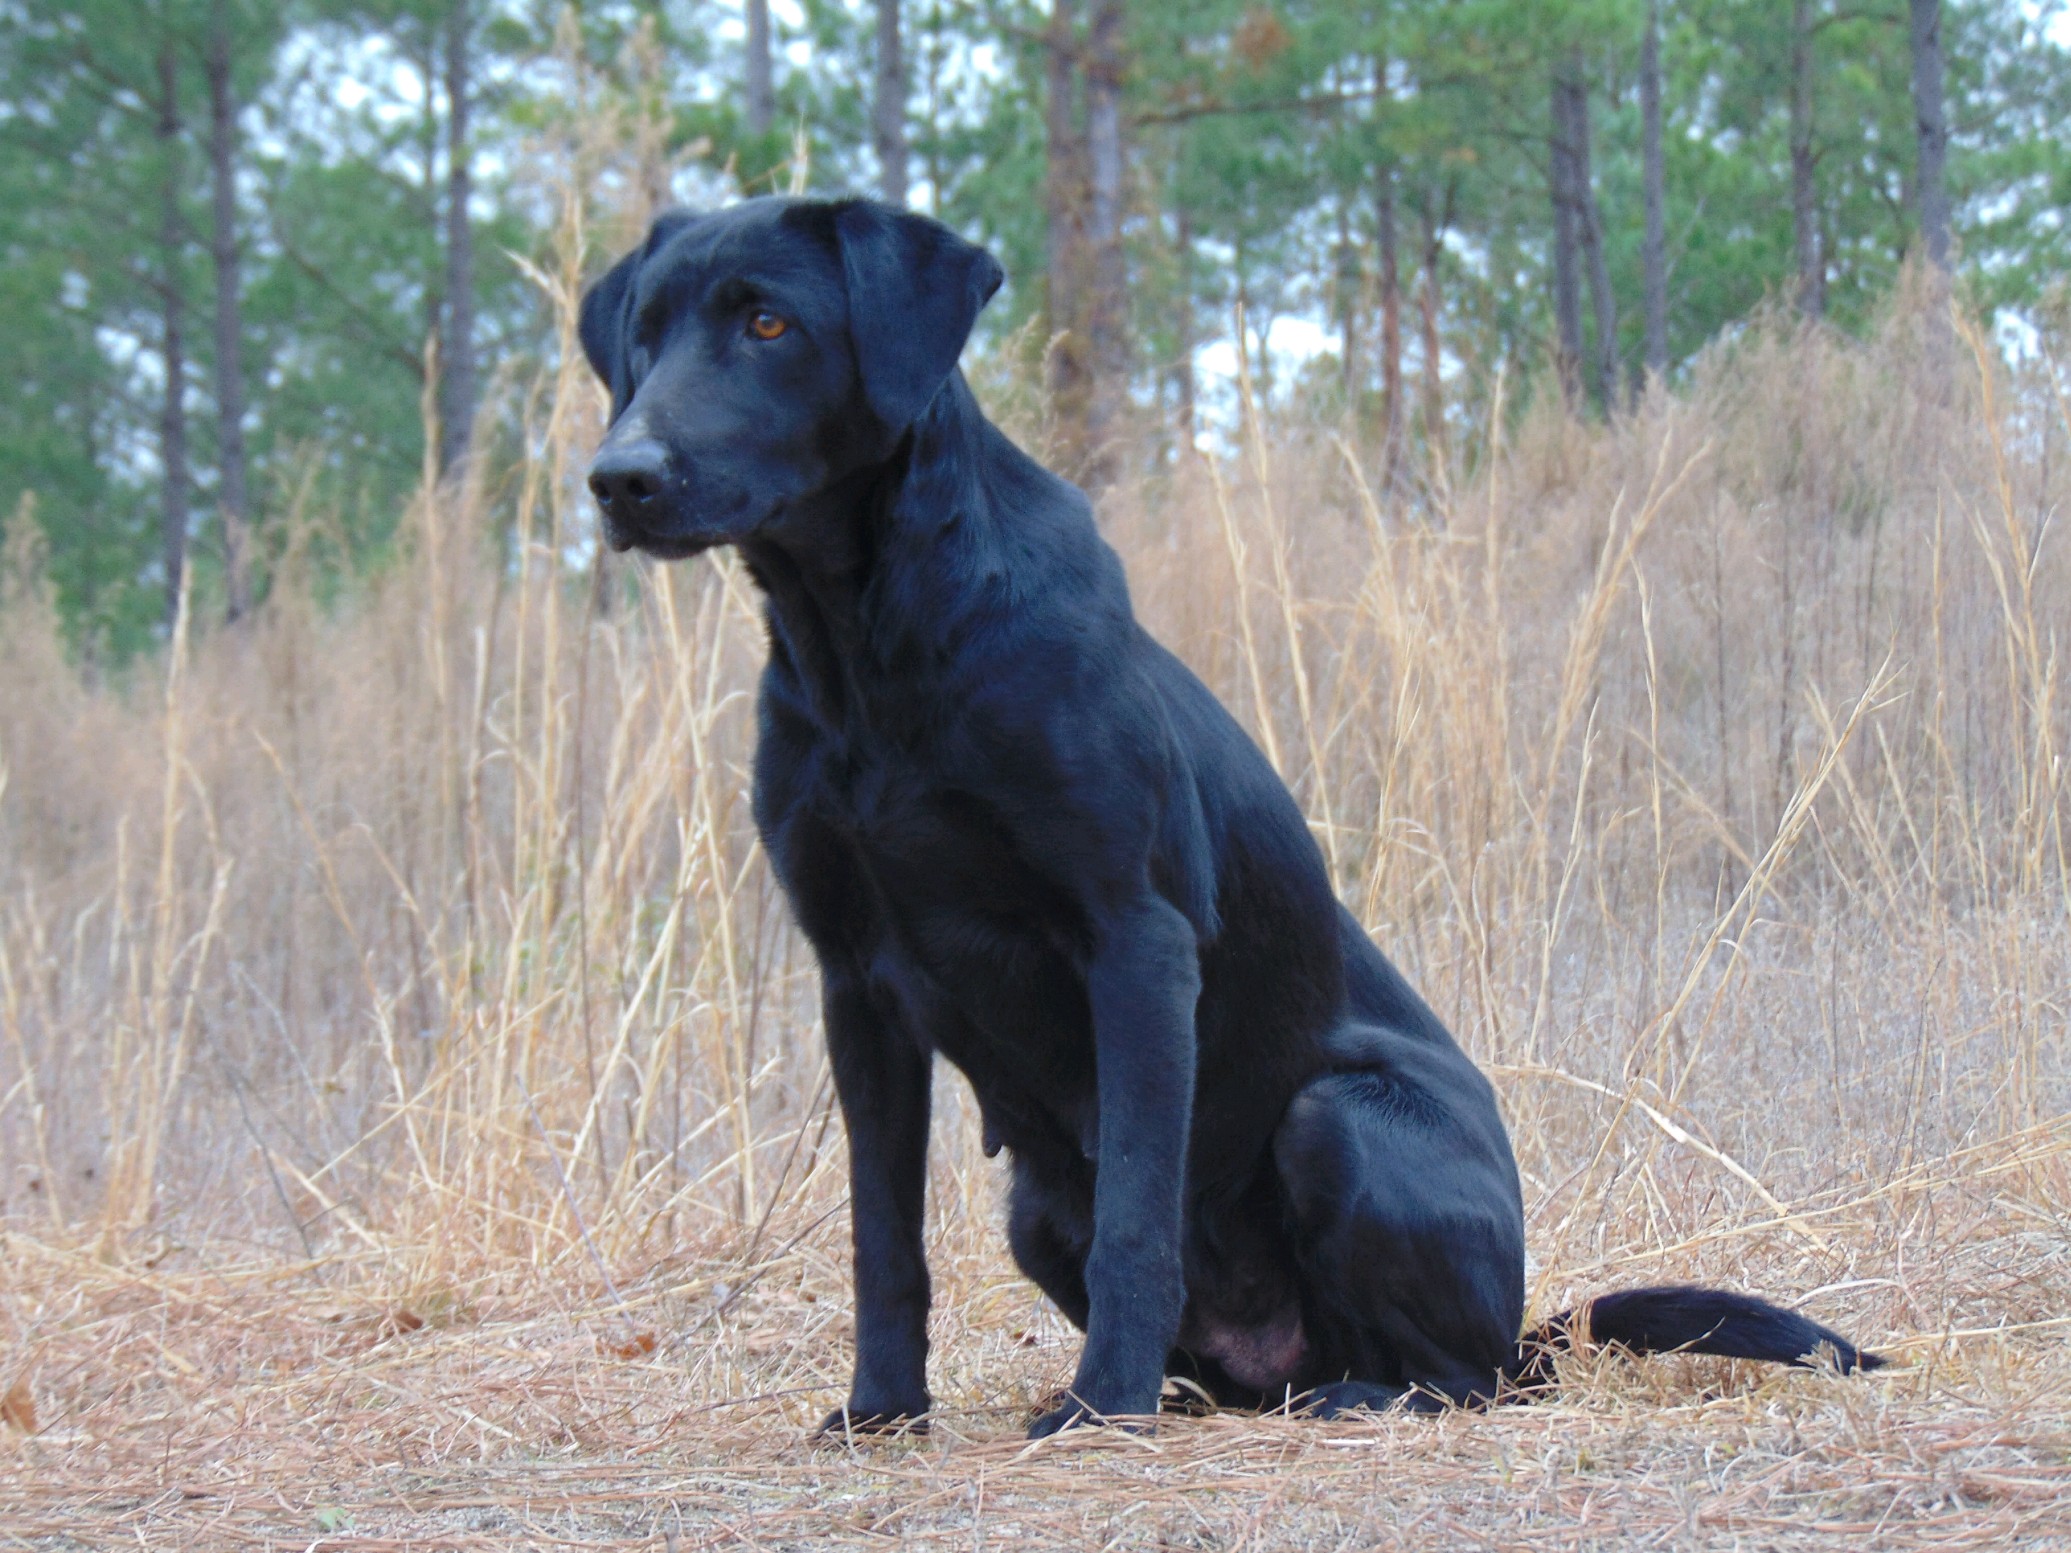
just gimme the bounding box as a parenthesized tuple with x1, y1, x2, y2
(4, 1191, 2071, 1551)
(2, 285, 2069, 1547)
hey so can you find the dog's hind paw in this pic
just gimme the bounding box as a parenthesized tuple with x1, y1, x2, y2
(1290, 1381, 1414, 1419)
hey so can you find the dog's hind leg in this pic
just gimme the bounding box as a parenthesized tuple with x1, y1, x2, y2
(1271, 1052, 1528, 1410)
(1007, 1157, 1279, 1416)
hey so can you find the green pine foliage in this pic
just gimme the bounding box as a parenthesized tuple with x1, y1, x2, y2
(3, 0, 2067, 654)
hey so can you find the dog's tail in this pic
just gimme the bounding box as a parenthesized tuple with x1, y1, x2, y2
(1500, 1285, 1885, 1398)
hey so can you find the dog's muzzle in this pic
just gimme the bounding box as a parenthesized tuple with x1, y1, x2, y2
(587, 436, 671, 551)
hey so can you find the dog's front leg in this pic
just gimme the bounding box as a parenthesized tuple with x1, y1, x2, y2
(820, 972, 934, 1434)
(1031, 895, 1200, 1437)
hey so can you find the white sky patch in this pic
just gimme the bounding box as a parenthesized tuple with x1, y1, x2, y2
(1186, 315, 1341, 449)
(1997, 310, 2042, 361)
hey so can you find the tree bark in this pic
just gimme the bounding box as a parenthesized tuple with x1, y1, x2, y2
(1044, 0, 1091, 468)
(1570, 72, 1620, 414)
(1248, 299, 1275, 402)
(439, 0, 477, 476)
(1790, 0, 1824, 317)
(1548, 64, 1586, 413)
(418, 27, 441, 354)
(1418, 199, 1447, 462)
(1909, 0, 1950, 277)
(873, 0, 908, 205)
(1173, 202, 1196, 447)
(1377, 162, 1403, 482)
(156, 40, 191, 631)
(1373, 55, 1403, 481)
(1641, 0, 1668, 378)
(206, 0, 252, 621)
(1082, 0, 1126, 482)
(1335, 199, 1359, 399)
(746, 0, 775, 138)
(921, 0, 946, 211)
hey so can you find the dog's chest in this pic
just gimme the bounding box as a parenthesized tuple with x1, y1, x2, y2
(823, 753, 1080, 980)
(811, 738, 1028, 902)
(782, 731, 1099, 1142)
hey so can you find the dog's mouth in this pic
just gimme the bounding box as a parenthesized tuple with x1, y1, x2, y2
(600, 498, 753, 560)
(603, 488, 785, 561)
(606, 524, 713, 561)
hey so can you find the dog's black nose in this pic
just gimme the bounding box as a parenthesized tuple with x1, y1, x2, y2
(587, 439, 669, 520)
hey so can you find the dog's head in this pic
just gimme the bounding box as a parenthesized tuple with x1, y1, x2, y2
(578, 197, 1003, 558)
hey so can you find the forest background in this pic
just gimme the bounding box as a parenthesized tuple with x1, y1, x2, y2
(6, 0, 2068, 650)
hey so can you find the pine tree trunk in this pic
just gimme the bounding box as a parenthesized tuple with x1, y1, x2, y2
(1377, 164, 1402, 483)
(207, 0, 252, 622)
(1909, 0, 1950, 276)
(1250, 298, 1267, 397)
(1791, 0, 1824, 317)
(746, 0, 775, 138)
(1567, 61, 1620, 413)
(1336, 199, 1358, 399)
(418, 29, 441, 355)
(873, 0, 908, 205)
(1548, 64, 1586, 413)
(1248, 297, 1274, 403)
(440, 0, 477, 476)
(156, 41, 191, 631)
(1082, 0, 1126, 483)
(922, 0, 946, 211)
(1641, 0, 1668, 379)
(1173, 203, 1196, 448)
(1044, 0, 1091, 468)
(1419, 205, 1446, 464)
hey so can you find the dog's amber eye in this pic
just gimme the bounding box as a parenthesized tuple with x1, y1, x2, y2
(747, 311, 788, 341)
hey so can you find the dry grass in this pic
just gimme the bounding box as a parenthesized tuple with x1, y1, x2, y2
(1, 206, 2067, 1548)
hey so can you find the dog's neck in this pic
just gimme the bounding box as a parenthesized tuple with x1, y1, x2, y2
(739, 370, 1017, 739)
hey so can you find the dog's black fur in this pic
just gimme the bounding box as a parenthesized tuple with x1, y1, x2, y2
(579, 197, 1884, 1438)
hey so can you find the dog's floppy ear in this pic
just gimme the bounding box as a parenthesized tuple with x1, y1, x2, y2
(579, 212, 695, 418)
(579, 245, 643, 416)
(835, 202, 1004, 430)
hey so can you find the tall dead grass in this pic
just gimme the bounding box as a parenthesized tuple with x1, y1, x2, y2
(2, 275, 2067, 1310)
(0, 207, 2068, 1542)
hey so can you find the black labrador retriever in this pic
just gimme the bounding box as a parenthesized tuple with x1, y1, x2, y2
(579, 196, 1882, 1437)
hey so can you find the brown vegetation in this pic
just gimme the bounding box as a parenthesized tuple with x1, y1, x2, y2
(0, 283, 2066, 1546)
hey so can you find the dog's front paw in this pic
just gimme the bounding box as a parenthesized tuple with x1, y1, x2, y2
(1026, 1387, 1157, 1439)
(817, 1398, 931, 1439)
(1027, 1395, 1093, 1439)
